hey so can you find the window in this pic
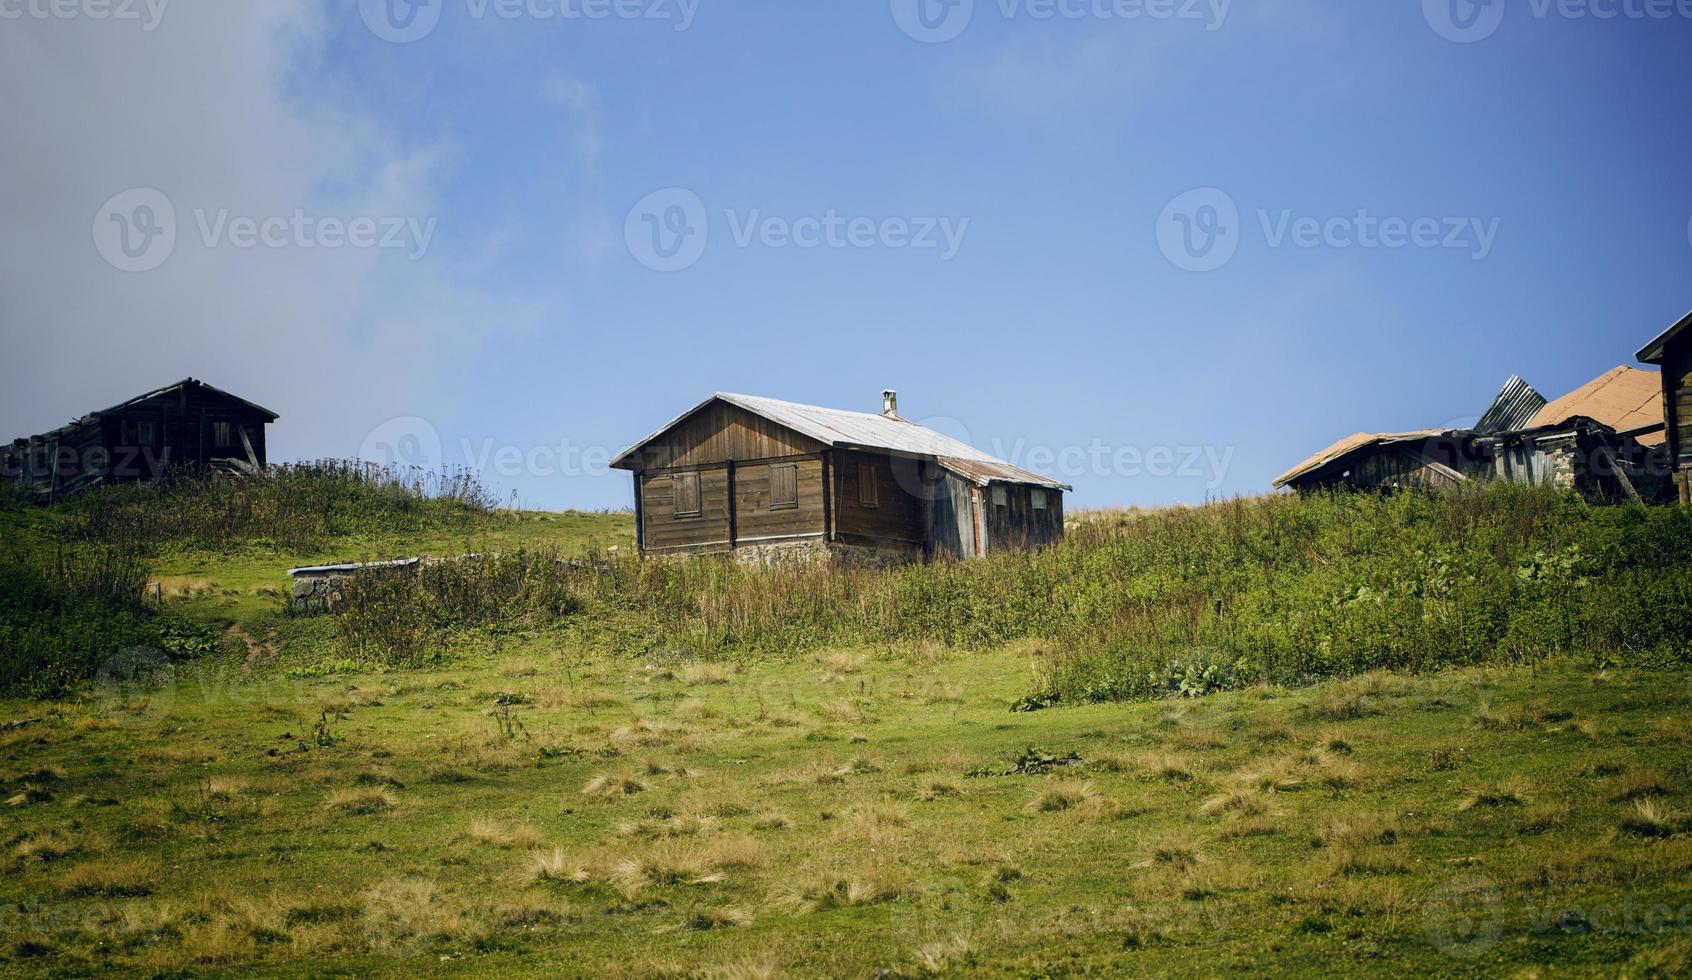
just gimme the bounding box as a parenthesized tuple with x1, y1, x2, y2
(213, 422, 233, 448)
(119, 420, 138, 445)
(1032, 488, 1048, 510)
(672, 470, 701, 518)
(770, 463, 798, 510)
(857, 462, 878, 508)
(991, 485, 1008, 507)
(137, 421, 155, 445)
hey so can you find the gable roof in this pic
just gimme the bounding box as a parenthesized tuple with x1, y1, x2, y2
(1527, 366, 1662, 446)
(613, 392, 1071, 490)
(1273, 430, 1455, 488)
(88, 378, 280, 423)
(1637, 309, 1692, 364)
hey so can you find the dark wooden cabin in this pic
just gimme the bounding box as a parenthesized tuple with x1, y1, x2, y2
(1638, 311, 1692, 504)
(610, 391, 1070, 562)
(2, 378, 279, 501)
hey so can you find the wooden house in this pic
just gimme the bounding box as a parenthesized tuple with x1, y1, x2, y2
(1274, 368, 1670, 502)
(1637, 311, 1692, 504)
(610, 391, 1070, 562)
(1, 378, 279, 501)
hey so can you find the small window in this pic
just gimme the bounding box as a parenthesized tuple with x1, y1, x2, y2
(213, 422, 233, 448)
(137, 421, 155, 445)
(672, 471, 701, 518)
(770, 463, 798, 510)
(991, 485, 1008, 507)
(1032, 488, 1048, 510)
(120, 420, 139, 445)
(857, 462, 878, 508)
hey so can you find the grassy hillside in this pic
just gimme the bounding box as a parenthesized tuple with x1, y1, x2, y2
(2, 475, 1690, 975)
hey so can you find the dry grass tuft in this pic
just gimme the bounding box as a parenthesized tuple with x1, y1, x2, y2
(1607, 769, 1673, 803)
(527, 847, 597, 885)
(462, 818, 544, 849)
(1618, 798, 1681, 838)
(361, 876, 461, 948)
(1140, 753, 1196, 783)
(812, 649, 866, 678)
(816, 699, 868, 724)
(1458, 777, 1530, 812)
(1028, 779, 1100, 814)
(775, 866, 906, 913)
(326, 787, 398, 815)
(751, 810, 794, 831)
(1238, 755, 1305, 793)
(682, 663, 732, 686)
(1317, 813, 1398, 849)
(1200, 789, 1269, 819)
(57, 857, 155, 897)
(916, 778, 965, 801)
(684, 904, 754, 930)
(583, 773, 648, 799)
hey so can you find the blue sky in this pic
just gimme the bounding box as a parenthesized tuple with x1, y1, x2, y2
(3, 1, 1690, 509)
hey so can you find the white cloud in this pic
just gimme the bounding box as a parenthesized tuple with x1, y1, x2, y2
(0, 1, 498, 464)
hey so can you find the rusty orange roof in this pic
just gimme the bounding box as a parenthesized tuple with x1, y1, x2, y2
(1273, 430, 1451, 488)
(1529, 366, 1663, 446)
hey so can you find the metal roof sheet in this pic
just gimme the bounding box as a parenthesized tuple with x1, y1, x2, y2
(1475, 376, 1547, 434)
(1528, 366, 1664, 446)
(614, 392, 1071, 490)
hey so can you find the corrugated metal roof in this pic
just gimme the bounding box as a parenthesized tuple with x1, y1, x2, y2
(1475, 376, 1547, 434)
(613, 392, 1071, 490)
(1273, 430, 1453, 488)
(1529, 366, 1664, 446)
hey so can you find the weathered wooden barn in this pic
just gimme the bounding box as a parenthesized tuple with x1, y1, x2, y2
(1274, 367, 1670, 502)
(1637, 310, 1692, 504)
(611, 391, 1070, 562)
(1, 378, 279, 501)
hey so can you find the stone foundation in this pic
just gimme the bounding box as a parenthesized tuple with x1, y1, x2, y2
(728, 538, 921, 568)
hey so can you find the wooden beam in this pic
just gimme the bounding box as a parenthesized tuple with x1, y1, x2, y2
(726, 459, 738, 550)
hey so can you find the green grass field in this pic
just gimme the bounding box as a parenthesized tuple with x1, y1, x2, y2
(4, 490, 1692, 977)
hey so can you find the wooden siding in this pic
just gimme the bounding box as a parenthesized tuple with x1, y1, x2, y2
(622, 402, 826, 470)
(928, 471, 980, 560)
(832, 449, 927, 547)
(640, 467, 733, 554)
(4, 383, 272, 501)
(735, 456, 826, 542)
(982, 483, 1065, 555)
(1663, 339, 1692, 471)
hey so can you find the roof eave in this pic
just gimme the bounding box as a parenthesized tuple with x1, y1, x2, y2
(1637, 309, 1692, 364)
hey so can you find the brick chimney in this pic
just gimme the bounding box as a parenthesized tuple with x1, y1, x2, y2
(882, 390, 899, 419)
